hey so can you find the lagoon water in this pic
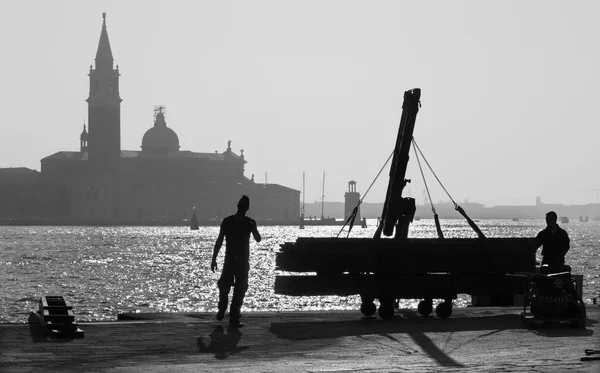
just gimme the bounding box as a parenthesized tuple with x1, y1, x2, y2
(1, 219, 599, 323)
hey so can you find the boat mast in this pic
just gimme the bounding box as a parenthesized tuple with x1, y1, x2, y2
(299, 172, 306, 229)
(303, 172, 306, 215)
(321, 171, 325, 220)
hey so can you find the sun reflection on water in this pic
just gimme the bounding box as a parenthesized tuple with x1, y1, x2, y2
(1, 219, 599, 323)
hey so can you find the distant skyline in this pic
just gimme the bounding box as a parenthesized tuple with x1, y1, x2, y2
(1, 1, 599, 207)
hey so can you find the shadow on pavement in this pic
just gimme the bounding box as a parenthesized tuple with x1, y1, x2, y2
(269, 310, 480, 368)
(196, 325, 249, 359)
(28, 324, 76, 343)
(269, 310, 524, 341)
(527, 317, 596, 337)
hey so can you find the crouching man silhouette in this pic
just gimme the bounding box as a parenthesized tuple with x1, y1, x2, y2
(535, 211, 570, 274)
(211, 195, 261, 326)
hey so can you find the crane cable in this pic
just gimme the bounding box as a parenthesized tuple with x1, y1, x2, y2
(337, 149, 395, 238)
(412, 138, 486, 239)
(412, 139, 444, 239)
(412, 139, 456, 205)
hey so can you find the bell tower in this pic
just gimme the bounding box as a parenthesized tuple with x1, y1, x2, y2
(87, 12, 121, 169)
(344, 180, 361, 222)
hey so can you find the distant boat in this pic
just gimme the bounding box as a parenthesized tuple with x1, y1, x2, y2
(319, 216, 338, 225)
(317, 171, 338, 225)
(320, 171, 327, 221)
(511, 217, 519, 222)
(299, 173, 305, 229)
(560, 216, 569, 224)
(190, 208, 199, 230)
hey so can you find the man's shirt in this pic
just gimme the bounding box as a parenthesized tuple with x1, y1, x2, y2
(536, 225, 570, 260)
(220, 215, 256, 262)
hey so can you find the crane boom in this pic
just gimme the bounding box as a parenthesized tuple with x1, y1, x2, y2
(374, 88, 420, 239)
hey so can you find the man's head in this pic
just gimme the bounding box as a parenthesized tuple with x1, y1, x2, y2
(237, 195, 250, 213)
(545, 211, 558, 227)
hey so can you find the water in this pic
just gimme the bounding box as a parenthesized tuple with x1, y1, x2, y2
(1, 219, 598, 323)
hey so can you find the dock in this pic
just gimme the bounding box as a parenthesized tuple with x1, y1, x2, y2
(1, 306, 599, 372)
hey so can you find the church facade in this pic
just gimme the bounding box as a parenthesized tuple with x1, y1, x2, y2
(39, 14, 299, 224)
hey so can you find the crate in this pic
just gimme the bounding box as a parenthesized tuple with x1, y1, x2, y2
(28, 295, 84, 338)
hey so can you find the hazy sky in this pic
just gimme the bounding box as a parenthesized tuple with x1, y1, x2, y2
(1, 0, 598, 208)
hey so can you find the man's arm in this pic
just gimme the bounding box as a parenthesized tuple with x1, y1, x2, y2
(251, 220, 261, 243)
(562, 230, 570, 256)
(211, 223, 226, 272)
(534, 230, 543, 249)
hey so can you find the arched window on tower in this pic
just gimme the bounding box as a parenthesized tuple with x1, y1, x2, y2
(108, 81, 112, 92)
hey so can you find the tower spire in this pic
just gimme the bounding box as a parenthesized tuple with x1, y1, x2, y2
(80, 121, 88, 152)
(95, 12, 114, 69)
(87, 12, 121, 168)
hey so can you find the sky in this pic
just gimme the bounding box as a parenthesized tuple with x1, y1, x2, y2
(1, 0, 599, 208)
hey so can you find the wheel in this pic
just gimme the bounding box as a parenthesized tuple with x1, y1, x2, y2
(436, 301, 452, 319)
(378, 300, 395, 320)
(417, 299, 433, 317)
(571, 319, 586, 329)
(360, 301, 377, 317)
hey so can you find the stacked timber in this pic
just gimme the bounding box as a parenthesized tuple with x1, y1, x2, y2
(277, 237, 539, 274)
(275, 237, 539, 298)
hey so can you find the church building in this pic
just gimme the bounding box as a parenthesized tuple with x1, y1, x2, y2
(39, 14, 299, 224)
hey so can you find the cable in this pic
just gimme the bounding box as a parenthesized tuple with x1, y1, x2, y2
(337, 150, 395, 238)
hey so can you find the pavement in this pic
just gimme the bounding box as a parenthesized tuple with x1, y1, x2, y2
(1, 306, 599, 372)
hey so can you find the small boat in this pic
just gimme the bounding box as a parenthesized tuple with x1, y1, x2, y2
(312, 171, 340, 225)
(190, 208, 199, 230)
(300, 173, 305, 229)
(512, 217, 519, 222)
(319, 216, 338, 225)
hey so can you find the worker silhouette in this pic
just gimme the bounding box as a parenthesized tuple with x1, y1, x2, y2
(535, 211, 570, 274)
(211, 195, 261, 326)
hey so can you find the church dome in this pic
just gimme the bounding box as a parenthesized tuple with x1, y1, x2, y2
(141, 111, 180, 155)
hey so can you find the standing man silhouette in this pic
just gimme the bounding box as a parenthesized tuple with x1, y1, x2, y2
(211, 195, 261, 326)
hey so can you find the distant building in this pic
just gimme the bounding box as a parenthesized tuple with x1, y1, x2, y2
(0, 167, 43, 219)
(344, 180, 361, 222)
(36, 14, 299, 224)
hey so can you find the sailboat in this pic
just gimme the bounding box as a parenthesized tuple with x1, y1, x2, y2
(299, 172, 305, 229)
(190, 207, 199, 230)
(319, 171, 337, 225)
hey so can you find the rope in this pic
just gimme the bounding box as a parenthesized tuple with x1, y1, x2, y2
(413, 141, 436, 215)
(413, 142, 444, 238)
(337, 150, 395, 238)
(412, 138, 485, 239)
(412, 139, 457, 207)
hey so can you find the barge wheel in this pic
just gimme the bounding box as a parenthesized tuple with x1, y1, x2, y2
(360, 301, 377, 317)
(436, 301, 452, 319)
(417, 299, 433, 317)
(571, 319, 586, 329)
(378, 299, 395, 320)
